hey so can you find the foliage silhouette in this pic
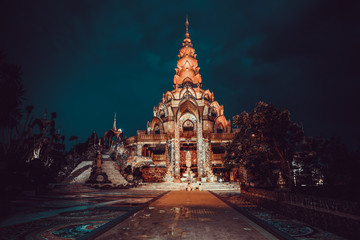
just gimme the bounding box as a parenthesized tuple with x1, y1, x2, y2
(225, 102, 303, 187)
(0, 52, 67, 195)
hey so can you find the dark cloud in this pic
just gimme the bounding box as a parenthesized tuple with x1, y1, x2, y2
(243, 0, 360, 145)
(1, 0, 359, 148)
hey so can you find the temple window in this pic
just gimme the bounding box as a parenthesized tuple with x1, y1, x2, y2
(183, 120, 194, 132)
(216, 124, 224, 133)
(210, 108, 217, 118)
(212, 145, 225, 154)
(154, 125, 160, 134)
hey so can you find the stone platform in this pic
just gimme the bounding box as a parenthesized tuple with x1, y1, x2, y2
(134, 182, 241, 191)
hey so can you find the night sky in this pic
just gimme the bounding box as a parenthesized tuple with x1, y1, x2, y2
(1, 0, 359, 149)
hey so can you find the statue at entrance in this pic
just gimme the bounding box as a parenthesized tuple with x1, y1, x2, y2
(186, 151, 192, 169)
(183, 151, 195, 181)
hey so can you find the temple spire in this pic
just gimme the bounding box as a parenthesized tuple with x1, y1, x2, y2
(183, 15, 191, 44)
(113, 113, 117, 131)
(173, 16, 202, 88)
(185, 15, 189, 38)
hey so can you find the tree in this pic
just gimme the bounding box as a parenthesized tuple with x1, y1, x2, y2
(293, 137, 324, 186)
(19, 105, 34, 143)
(292, 137, 360, 201)
(0, 52, 67, 194)
(294, 136, 360, 188)
(317, 137, 359, 187)
(0, 52, 24, 151)
(225, 102, 304, 187)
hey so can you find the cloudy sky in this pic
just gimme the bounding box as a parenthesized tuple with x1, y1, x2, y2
(1, 0, 359, 149)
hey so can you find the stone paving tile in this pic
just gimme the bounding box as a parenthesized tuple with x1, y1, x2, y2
(96, 191, 279, 240)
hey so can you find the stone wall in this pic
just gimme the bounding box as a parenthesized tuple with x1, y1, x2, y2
(242, 188, 360, 239)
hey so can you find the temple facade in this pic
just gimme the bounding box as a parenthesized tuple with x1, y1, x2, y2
(124, 18, 235, 182)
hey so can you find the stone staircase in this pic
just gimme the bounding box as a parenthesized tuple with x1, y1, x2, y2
(134, 182, 241, 191)
(63, 146, 128, 187)
(64, 161, 93, 184)
(200, 182, 241, 191)
(101, 161, 128, 186)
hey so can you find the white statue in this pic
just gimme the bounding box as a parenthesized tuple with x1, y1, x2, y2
(185, 151, 192, 169)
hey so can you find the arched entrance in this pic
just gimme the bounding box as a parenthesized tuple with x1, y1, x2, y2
(178, 113, 198, 180)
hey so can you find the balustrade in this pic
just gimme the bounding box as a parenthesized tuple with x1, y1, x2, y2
(124, 136, 136, 144)
(245, 188, 360, 216)
(137, 134, 167, 141)
(152, 155, 167, 161)
(203, 133, 235, 140)
(212, 153, 225, 161)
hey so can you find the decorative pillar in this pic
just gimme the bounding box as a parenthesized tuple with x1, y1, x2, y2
(197, 118, 205, 177)
(174, 121, 180, 178)
(136, 144, 142, 156)
(205, 139, 213, 179)
(165, 142, 168, 164)
(167, 140, 174, 174)
(163, 139, 175, 182)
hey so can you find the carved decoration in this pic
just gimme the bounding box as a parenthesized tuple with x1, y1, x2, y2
(142, 167, 167, 182)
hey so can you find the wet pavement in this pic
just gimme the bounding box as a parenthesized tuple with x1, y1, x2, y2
(215, 192, 347, 240)
(0, 186, 165, 239)
(0, 186, 349, 239)
(95, 191, 279, 240)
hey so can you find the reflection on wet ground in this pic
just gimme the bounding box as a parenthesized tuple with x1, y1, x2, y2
(95, 191, 279, 240)
(0, 187, 350, 240)
(215, 192, 347, 240)
(0, 186, 165, 239)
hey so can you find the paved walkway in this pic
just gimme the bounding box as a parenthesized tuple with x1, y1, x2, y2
(96, 191, 279, 240)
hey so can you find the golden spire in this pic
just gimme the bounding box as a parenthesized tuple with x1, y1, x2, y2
(183, 15, 192, 46)
(173, 16, 202, 88)
(185, 15, 189, 38)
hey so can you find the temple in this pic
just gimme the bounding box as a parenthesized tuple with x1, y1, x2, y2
(124, 18, 235, 182)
